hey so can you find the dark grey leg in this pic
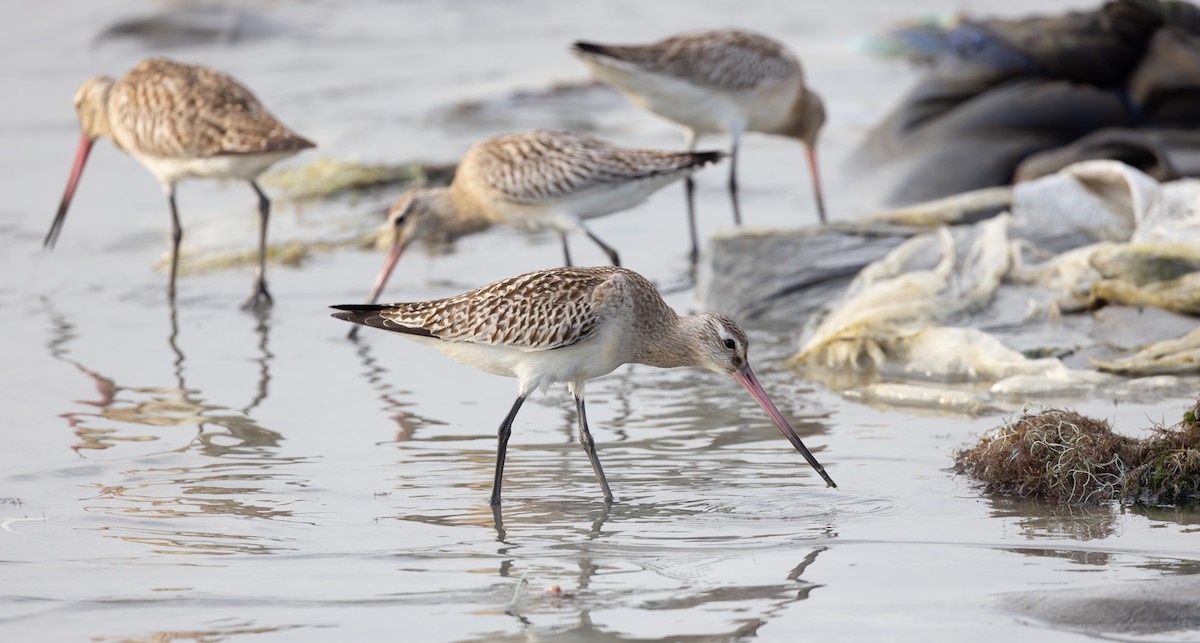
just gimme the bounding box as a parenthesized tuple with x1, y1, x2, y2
(490, 394, 527, 506)
(559, 232, 574, 267)
(583, 228, 620, 267)
(728, 132, 742, 226)
(243, 181, 273, 309)
(684, 177, 699, 267)
(574, 392, 614, 503)
(167, 189, 182, 303)
(682, 129, 700, 266)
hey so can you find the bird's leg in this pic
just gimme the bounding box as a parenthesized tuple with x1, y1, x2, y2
(728, 129, 743, 226)
(572, 387, 614, 504)
(685, 178, 699, 267)
(243, 181, 274, 310)
(559, 232, 574, 267)
(581, 226, 620, 267)
(683, 129, 700, 267)
(805, 144, 829, 225)
(490, 504, 506, 541)
(490, 394, 527, 506)
(167, 189, 182, 303)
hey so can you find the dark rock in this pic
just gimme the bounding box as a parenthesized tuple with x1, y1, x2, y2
(852, 0, 1200, 208)
(96, 5, 289, 48)
(998, 575, 1200, 635)
(699, 224, 912, 329)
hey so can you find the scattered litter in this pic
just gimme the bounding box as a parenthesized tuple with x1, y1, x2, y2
(1092, 328, 1200, 376)
(507, 571, 529, 611)
(1, 516, 47, 534)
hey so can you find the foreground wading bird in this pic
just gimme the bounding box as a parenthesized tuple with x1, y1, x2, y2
(572, 29, 828, 260)
(46, 58, 314, 308)
(333, 266, 836, 504)
(353, 130, 722, 327)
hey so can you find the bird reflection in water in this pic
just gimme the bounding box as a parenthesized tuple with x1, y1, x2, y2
(348, 334, 444, 444)
(44, 301, 311, 537)
(490, 506, 828, 643)
(489, 499, 612, 545)
(48, 303, 281, 455)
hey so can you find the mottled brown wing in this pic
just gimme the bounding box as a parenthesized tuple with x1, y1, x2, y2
(376, 267, 626, 350)
(580, 29, 799, 91)
(471, 131, 717, 204)
(108, 58, 314, 159)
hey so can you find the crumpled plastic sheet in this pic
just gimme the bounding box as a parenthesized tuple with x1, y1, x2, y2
(795, 161, 1200, 410)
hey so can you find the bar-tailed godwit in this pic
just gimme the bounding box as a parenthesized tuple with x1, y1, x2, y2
(572, 29, 828, 251)
(46, 57, 314, 308)
(357, 130, 722, 311)
(332, 266, 836, 505)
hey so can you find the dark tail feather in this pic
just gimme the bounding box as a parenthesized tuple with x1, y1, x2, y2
(330, 305, 433, 338)
(571, 41, 616, 59)
(633, 150, 724, 182)
(690, 150, 725, 168)
(331, 304, 388, 330)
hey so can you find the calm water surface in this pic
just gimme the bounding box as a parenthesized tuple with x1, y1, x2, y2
(3, 1, 1198, 641)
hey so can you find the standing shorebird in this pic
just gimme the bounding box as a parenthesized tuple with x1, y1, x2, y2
(353, 130, 722, 317)
(572, 29, 828, 258)
(333, 266, 836, 505)
(47, 57, 314, 308)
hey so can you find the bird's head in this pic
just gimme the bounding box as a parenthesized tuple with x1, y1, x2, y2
(73, 75, 115, 141)
(691, 312, 838, 488)
(375, 187, 448, 254)
(782, 88, 824, 148)
(782, 89, 828, 223)
(361, 187, 454, 307)
(692, 313, 751, 378)
(46, 75, 116, 250)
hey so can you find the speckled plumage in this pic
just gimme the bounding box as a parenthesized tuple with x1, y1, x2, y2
(341, 267, 669, 351)
(457, 130, 722, 210)
(575, 29, 802, 92)
(572, 29, 829, 226)
(49, 57, 314, 308)
(89, 58, 314, 160)
(335, 266, 750, 381)
(353, 132, 722, 313)
(331, 266, 837, 503)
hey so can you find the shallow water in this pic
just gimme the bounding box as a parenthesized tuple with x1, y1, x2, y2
(3, 1, 1199, 641)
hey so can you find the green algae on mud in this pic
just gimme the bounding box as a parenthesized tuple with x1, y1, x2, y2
(150, 157, 458, 274)
(956, 400, 1200, 505)
(260, 157, 456, 202)
(154, 237, 375, 274)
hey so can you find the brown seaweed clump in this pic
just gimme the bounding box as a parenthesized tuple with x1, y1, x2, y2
(1123, 402, 1200, 505)
(956, 401, 1200, 505)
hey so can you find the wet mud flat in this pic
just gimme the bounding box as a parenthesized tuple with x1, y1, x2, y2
(4, 0, 1200, 641)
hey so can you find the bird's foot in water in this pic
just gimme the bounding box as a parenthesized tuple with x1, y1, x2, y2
(242, 281, 274, 310)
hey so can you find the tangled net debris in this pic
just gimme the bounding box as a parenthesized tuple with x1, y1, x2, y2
(955, 400, 1200, 505)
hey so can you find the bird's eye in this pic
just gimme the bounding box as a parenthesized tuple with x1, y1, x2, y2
(393, 214, 408, 227)
(723, 338, 736, 350)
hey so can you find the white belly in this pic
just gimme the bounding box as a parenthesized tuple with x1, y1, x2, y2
(586, 63, 740, 134)
(131, 150, 300, 189)
(415, 320, 632, 394)
(484, 174, 688, 231)
(584, 60, 802, 137)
